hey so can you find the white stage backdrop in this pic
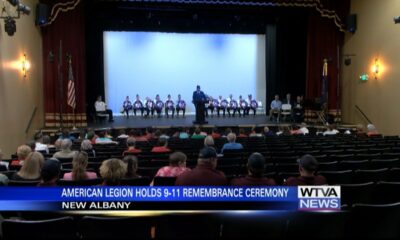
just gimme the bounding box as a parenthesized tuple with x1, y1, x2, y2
(104, 31, 266, 114)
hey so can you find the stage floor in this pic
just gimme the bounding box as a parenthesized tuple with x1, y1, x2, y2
(88, 114, 290, 129)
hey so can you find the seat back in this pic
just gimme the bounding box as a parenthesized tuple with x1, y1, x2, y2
(153, 176, 177, 186)
(2, 216, 78, 240)
(341, 182, 374, 205)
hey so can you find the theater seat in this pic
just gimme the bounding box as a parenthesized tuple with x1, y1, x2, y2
(341, 182, 374, 206)
(2, 216, 78, 240)
(57, 178, 103, 186)
(8, 180, 41, 186)
(372, 181, 400, 204)
(348, 203, 400, 239)
(153, 176, 177, 186)
(354, 168, 389, 183)
(79, 216, 152, 240)
(318, 170, 353, 184)
(286, 211, 349, 239)
(221, 212, 288, 239)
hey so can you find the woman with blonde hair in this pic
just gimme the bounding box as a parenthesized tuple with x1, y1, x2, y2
(63, 152, 97, 181)
(11, 152, 44, 181)
(99, 158, 127, 186)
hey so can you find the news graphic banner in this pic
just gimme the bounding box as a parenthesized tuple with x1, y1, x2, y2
(0, 186, 340, 211)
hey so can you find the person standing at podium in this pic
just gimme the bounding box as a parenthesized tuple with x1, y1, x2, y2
(192, 85, 207, 124)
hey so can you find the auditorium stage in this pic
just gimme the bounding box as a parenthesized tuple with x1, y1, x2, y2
(88, 114, 289, 129)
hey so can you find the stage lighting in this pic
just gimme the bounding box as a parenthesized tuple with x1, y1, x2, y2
(6, 0, 20, 7)
(394, 16, 400, 24)
(17, 3, 30, 15)
(4, 17, 16, 36)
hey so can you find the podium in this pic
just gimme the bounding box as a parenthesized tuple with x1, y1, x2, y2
(193, 99, 208, 124)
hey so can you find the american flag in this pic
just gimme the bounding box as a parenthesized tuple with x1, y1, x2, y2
(67, 59, 76, 109)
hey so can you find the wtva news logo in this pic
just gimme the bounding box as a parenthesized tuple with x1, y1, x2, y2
(298, 186, 341, 211)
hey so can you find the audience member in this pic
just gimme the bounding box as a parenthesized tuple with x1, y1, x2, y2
(59, 129, 76, 141)
(34, 132, 49, 154)
(221, 133, 243, 153)
(238, 128, 248, 138)
(80, 140, 95, 157)
(323, 124, 339, 136)
(211, 127, 221, 139)
(38, 159, 61, 186)
(144, 127, 154, 140)
(191, 127, 206, 139)
(222, 128, 233, 138)
(11, 152, 44, 181)
(155, 152, 190, 178)
(53, 139, 77, 159)
(11, 145, 32, 166)
(284, 154, 327, 186)
(175, 147, 227, 186)
(99, 158, 127, 186)
(117, 129, 129, 139)
(299, 123, 309, 135)
(42, 135, 55, 150)
(63, 152, 97, 181)
(263, 126, 275, 136)
(204, 135, 215, 147)
(0, 173, 8, 186)
(131, 129, 149, 142)
(26, 140, 36, 152)
(151, 138, 171, 153)
(367, 124, 380, 136)
(95, 131, 114, 144)
(123, 137, 142, 155)
(249, 127, 263, 137)
(122, 155, 141, 179)
(178, 127, 190, 139)
(231, 153, 276, 186)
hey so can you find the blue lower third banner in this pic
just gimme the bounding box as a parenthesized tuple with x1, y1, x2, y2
(0, 186, 340, 211)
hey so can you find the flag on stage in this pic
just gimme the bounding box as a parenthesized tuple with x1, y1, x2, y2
(67, 58, 76, 109)
(321, 58, 328, 104)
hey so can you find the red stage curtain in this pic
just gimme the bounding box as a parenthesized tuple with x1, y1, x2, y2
(41, 0, 86, 128)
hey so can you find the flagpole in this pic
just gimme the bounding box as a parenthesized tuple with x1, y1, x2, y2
(68, 54, 77, 131)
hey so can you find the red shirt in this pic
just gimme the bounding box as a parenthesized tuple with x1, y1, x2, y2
(284, 175, 327, 186)
(151, 146, 171, 153)
(123, 148, 142, 155)
(175, 163, 228, 186)
(211, 133, 221, 139)
(238, 134, 248, 138)
(230, 175, 276, 186)
(134, 136, 149, 142)
(155, 166, 191, 177)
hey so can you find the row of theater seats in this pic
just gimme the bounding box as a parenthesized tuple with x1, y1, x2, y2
(2, 204, 400, 240)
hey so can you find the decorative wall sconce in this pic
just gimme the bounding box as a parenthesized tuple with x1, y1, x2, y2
(21, 53, 30, 78)
(372, 58, 380, 80)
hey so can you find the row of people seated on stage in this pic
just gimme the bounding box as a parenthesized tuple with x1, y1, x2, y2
(269, 93, 305, 122)
(122, 94, 186, 118)
(121, 94, 261, 119)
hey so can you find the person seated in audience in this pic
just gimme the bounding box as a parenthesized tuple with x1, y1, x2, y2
(123, 137, 142, 156)
(176, 94, 186, 117)
(222, 128, 233, 138)
(130, 129, 148, 142)
(367, 124, 380, 136)
(85, 130, 98, 144)
(63, 152, 97, 181)
(11, 152, 44, 181)
(81, 140, 96, 157)
(144, 127, 154, 140)
(153, 129, 162, 140)
(299, 123, 309, 135)
(204, 135, 215, 148)
(356, 124, 366, 136)
(160, 131, 171, 139)
(117, 129, 129, 139)
(11, 145, 32, 167)
(238, 128, 248, 138)
(323, 124, 339, 136)
(269, 94, 282, 120)
(151, 138, 171, 153)
(95, 131, 115, 144)
(34, 132, 49, 154)
(191, 127, 206, 139)
(221, 133, 243, 153)
(53, 139, 77, 159)
(38, 159, 61, 187)
(211, 127, 221, 139)
(178, 127, 190, 139)
(263, 126, 275, 137)
(231, 152, 276, 186)
(58, 129, 77, 141)
(175, 147, 227, 186)
(0, 172, 8, 186)
(155, 152, 191, 178)
(42, 135, 55, 151)
(122, 155, 141, 179)
(249, 127, 263, 137)
(284, 154, 327, 186)
(26, 140, 36, 152)
(290, 125, 302, 135)
(122, 95, 132, 119)
(95, 95, 114, 122)
(99, 158, 127, 186)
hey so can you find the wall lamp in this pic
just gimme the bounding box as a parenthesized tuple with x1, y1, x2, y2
(372, 58, 380, 80)
(21, 53, 30, 78)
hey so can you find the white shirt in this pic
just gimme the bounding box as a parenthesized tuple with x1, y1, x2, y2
(323, 129, 339, 136)
(299, 127, 309, 135)
(35, 142, 49, 154)
(95, 101, 106, 112)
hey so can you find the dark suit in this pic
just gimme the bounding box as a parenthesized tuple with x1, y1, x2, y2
(192, 90, 207, 123)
